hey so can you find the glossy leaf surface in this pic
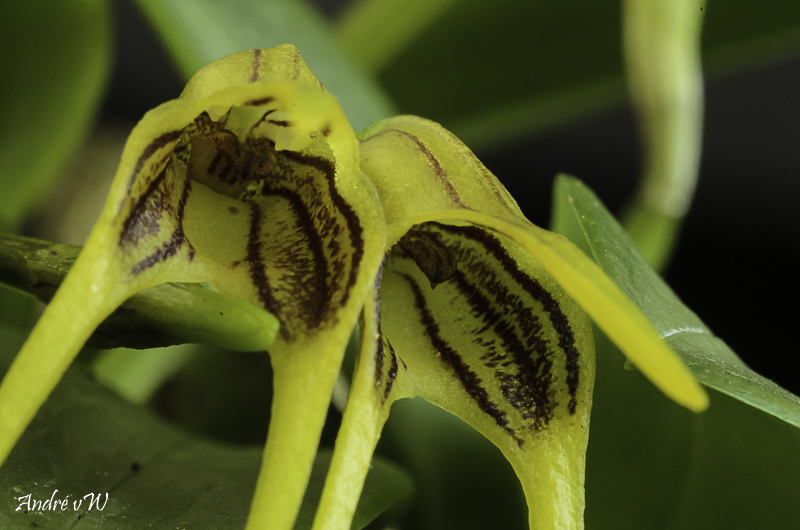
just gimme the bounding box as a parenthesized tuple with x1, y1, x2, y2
(586, 332, 800, 529)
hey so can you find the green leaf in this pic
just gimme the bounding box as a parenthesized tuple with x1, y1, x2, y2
(0, 337, 414, 530)
(0, 284, 37, 332)
(0, 234, 279, 351)
(376, 0, 800, 150)
(551, 175, 800, 528)
(0, 0, 111, 229)
(551, 175, 800, 426)
(135, 0, 396, 130)
(92, 345, 197, 404)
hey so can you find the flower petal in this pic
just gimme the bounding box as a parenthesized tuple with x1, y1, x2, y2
(359, 115, 707, 412)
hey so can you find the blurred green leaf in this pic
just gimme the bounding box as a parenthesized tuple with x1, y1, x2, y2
(551, 175, 800, 528)
(336, 0, 459, 73)
(92, 344, 197, 405)
(0, 234, 279, 351)
(150, 345, 274, 445)
(586, 331, 800, 529)
(377, 0, 800, 150)
(134, 0, 396, 130)
(0, 338, 414, 529)
(0, 0, 111, 229)
(0, 284, 37, 332)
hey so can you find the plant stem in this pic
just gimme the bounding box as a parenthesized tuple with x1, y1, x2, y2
(312, 291, 389, 530)
(0, 243, 127, 467)
(622, 0, 705, 271)
(244, 339, 344, 530)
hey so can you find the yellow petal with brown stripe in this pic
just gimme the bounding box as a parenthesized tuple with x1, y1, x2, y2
(383, 222, 594, 529)
(337, 115, 709, 529)
(360, 115, 707, 412)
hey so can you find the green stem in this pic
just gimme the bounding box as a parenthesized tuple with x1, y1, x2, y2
(0, 243, 127, 466)
(513, 440, 586, 530)
(245, 345, 342, 530)
(312, 293, 389, 530)
(622, 0, 705, 271)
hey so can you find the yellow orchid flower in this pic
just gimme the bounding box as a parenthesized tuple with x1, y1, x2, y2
(0, 45, 707, 530)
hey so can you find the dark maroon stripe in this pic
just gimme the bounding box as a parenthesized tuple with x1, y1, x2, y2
(208, 152, 223, 175)
(129, 177, 193, 275)
(364, 129, 466, 208)
(291, 49, 301, 80)
(125, 129, 183, 197)
(261, 187, 328, 327)
(372, 255, 387, 389)
(397, 272, 523, 447)
(130, 229, 183, 275)
(120, 166, 168, 247)
(245, 203, 280, 318)
(450, 268, 556, 429)
(267, 119, 292, 128)
(279, 151, 365, 309)
(248, 109, 277, 135)
(383, 339, 398, 404)
(251, 49, 262, 83)
(438, 224, 581, 414)
(439, 126, 517, 213)
(245, 97, 274, 106)
(374, 334, 385, 388)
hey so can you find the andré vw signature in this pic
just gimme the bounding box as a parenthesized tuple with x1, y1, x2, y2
(16, 489, 108, 512)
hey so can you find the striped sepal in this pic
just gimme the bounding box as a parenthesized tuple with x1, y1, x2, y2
(345, 114, 707, 529)
(359, 115, 706, 413)
(381, 222, 593, 528)
(386, 222, 590, 433)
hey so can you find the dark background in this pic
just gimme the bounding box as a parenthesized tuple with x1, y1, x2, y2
(102, 0, 799, 396)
